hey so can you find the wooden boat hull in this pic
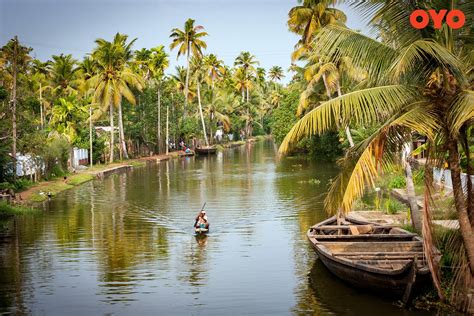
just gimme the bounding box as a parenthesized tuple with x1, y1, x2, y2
(195, 147, 217, 155)
(309, 240, 430, 296)
(307, 216, 434, 299)
(195, 227, 209, 234)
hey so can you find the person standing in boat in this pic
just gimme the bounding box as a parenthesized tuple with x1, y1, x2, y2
(195, 210, 209, 229)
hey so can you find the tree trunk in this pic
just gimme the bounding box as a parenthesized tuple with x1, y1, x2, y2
(246, 87, 249, 103)
(157, 85, 161, 154)
(89, 104, 93, 168)
(336, 79, 355, 147)
(461, 128, 473, 227)
(11, 39, 18, 181)
(39, 82, 44, 129)
(447, 138, 474, 276)
(109, 104, 114, 163)
(405, 159, 421, 231)
(184, 42, 190, 117)
(197, 82, 209, 147)
(166, 103, 169, 155)
(118, 103, 128, 159)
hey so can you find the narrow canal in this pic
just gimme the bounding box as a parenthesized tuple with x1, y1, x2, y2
(0, 141, 434, 315)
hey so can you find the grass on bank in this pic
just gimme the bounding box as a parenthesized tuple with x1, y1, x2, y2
(0, 201, 37, 218)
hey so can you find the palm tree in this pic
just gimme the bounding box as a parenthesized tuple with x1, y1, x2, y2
(76, 56, 97, 168)
(0, 36, 31, 180)
(268, 66, 285, 82)
(280, 10, 473, 303)
(170, 18, 208, 116)
(149, 46, 169, 153)
(287, 0, 346, 45)
(49, 54, 78, 96)
(203, 54, 224, 142)
(234, 52, 259, 103)
(90, 33, 143, 162)
(190, 56, 209, 147)
(31, 59, 51, 129)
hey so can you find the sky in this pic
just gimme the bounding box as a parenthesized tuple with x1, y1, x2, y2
(0, 0, 371, 83)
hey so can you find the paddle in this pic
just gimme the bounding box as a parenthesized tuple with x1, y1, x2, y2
(194, 202, 207, 228)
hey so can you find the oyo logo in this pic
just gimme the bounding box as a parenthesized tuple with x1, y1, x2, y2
(410, 9, 465, 29)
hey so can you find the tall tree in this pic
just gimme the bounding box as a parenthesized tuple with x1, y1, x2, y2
(268, 66, 285, 82)
(31, 59, 51, 129)
(0, 36, 32, 180)
(234, 51, 259, 103)
(191, 56, 209, 147)
(91, 33, 143, 162)
(49, 54, 78, 97)
(170, 18, 208, 116)
(149, 46, 169, 153)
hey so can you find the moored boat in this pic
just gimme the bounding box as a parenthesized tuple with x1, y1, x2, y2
(307, 215, 438, 303)
(195, 146, 217, 155)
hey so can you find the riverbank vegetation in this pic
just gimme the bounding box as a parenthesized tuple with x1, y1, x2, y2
(0, 19, 293, 195)
(279, 0, 473, 312)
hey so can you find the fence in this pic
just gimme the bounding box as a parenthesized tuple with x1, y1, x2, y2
(433, 168, 474, 193)
(72, 148, 89, 168)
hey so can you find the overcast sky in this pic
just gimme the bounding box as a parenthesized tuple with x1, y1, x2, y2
(1, 0, 371, 82)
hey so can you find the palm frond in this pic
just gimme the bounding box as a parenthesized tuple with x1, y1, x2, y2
(447, 90, 474, 137)
(315, 25, 397, 85)
(279, 85, 415, 154)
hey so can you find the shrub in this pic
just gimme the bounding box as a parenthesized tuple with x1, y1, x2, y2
(384, 198, 404, 214)
(388, 175, 406, 189)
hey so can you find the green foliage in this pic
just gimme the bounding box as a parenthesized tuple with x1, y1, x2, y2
(0, 86, 8, 101)
(0, 202, 36, 219)
(388, 174, 406, 189)
(384, 198, 404, 214)
(269, 89, 299, 144)
(413, 168, 425, 186)
(306, 131, 343, 161)
(179, 116, 201, 139)
(67, 174, 94, 185)
(0, 179, 33, 192)
(41, 137, 70, 178)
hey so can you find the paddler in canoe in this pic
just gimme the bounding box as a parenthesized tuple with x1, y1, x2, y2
(194, 209, 209, 231)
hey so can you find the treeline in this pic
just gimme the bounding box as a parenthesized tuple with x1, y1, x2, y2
(0, 18, 294, 183)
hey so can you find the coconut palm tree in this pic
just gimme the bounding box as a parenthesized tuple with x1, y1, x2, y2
(170, 18, 208, 116)
(90, 33, 144, 162)
(234, 52, 259, 103)
(31, 59, 51, 128)
(280, 10, 473, 303)
(49, 54, 78, 96)
(190, 56, 209, 147)
(287, 0, 347, 45)
(268, 66, 285, 82)
(149, 46, 169, 153)
(0, 36, 31, 180)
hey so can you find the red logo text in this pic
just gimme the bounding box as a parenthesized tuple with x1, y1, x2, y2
(410, 9, 465, 29)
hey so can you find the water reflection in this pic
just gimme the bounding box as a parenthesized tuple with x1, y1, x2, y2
(0, 141, 437, 315)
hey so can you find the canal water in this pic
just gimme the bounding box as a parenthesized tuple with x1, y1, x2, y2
(0, 141, 434, 315)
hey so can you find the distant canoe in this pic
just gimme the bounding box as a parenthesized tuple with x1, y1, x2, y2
(195, 146, 217, 155)
(307, 215, 437, 303)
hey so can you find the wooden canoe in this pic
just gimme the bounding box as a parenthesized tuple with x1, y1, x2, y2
(307, 216, 437, 303)
(195, 146, 217, 155)
(195, 227, 209, 234)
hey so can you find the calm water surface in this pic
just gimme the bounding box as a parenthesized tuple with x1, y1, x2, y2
(0, 141, 434, 315)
